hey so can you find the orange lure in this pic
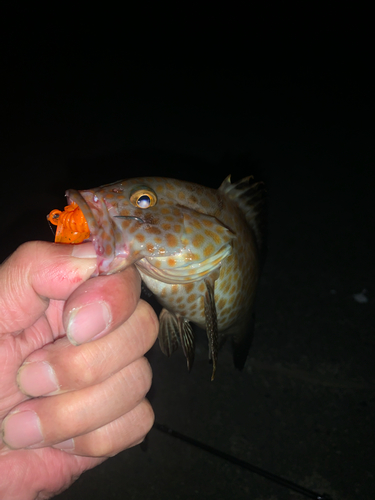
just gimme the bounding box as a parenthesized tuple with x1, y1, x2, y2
(47, 202, 90, 244)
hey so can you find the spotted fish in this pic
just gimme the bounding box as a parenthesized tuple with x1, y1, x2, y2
(48, 176, 266, 379)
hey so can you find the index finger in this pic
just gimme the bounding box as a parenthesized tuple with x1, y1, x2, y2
(0, 241, 97, 334)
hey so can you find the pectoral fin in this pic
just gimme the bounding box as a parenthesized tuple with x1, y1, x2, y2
(204, 273, 219, 381)
(158, 308, 195, 371)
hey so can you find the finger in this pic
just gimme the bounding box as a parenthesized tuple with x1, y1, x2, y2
(53, 399, 154, 457)
(17, 300, 158, 397)
(62, 264, 141, 345)
(2, 357, 152, 450)
(0, 241, 97, 334)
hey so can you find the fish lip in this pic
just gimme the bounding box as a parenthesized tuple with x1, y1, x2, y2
(66, 189, 135, 275)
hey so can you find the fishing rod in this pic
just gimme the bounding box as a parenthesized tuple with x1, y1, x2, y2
(153, 422, 333, 500)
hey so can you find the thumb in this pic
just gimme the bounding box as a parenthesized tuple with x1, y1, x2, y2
(0, 241, 97, 334)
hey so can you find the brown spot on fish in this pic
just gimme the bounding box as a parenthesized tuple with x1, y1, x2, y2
(146, 226, 162, 235)
(166, 233, 178, 248)
(167, 258, 177, 267)
(162, 223, 171, 231)
(203, 243, 215, 258)
(198, 282, 205, 292)
(144, 213, 159, 225)
(178, 191, 186, 201)
(154, 236, 163, 244)
(147, 243, 155, 253)
(191, 219, 202, 229)
(205, 229, 223, 245)
(184, 283, 194, 293)
(171, 285, 179, 293)
(121, 220, 131, 229)
(187, 294, 197, 303)
(136, 233, 145, 243)
(174, 224, 182, 233)
(228, 310, 237, 320)
(219, 298, 228, 309)
(192, 234, 204, 248)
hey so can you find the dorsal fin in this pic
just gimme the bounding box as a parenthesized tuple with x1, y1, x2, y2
(219, 175, 267, 256)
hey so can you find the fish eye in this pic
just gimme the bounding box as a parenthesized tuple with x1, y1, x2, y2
(130, 188, 157, 209)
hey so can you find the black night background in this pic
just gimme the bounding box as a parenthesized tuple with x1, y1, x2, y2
(1, 7, 374, 499)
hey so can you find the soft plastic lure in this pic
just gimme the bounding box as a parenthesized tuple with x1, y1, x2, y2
(47, 202, 90, 244)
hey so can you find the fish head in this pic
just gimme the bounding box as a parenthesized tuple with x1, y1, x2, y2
(66, 177, 234, 277)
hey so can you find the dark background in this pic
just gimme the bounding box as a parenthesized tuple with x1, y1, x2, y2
(1, 7, 374, 499)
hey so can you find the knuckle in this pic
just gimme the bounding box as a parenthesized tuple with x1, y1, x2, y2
(124, 399, 155, 447)
(127, 357, 153, 399)
(138, 398, 155, 433)
(66, 346, 99, 387)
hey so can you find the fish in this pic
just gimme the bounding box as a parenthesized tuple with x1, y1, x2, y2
(47, 176, 266, 379)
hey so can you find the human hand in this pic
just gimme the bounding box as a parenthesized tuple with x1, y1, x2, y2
(0, 241, 158, 500)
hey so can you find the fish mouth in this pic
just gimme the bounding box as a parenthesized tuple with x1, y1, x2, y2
(66, 189, 129, 274)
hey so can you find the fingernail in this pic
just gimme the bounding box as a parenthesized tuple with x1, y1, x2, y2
(67, 302, 111, 345)
(52, 438, 75, 451)
(2, 411, 43, 449)
(17, 362, 59, 397)
(72, 242, 97, 258)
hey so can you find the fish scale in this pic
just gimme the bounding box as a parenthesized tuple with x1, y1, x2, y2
(48, 175, 266, 379)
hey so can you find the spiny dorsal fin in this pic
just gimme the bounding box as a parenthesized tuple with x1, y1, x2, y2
(219, 175, 267, 256)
